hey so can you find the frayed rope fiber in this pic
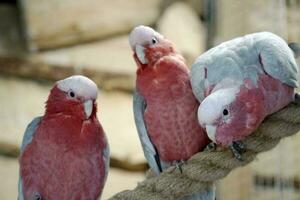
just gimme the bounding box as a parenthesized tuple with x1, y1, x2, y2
(109, 102, 300, 200)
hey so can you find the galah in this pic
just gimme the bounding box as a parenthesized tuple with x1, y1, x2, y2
(18, 75, 109, 200)
(129, 25, 214, 200)
(190, 32, 299, 159)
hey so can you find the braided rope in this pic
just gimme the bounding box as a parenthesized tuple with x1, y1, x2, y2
(109, 102, 300, 200)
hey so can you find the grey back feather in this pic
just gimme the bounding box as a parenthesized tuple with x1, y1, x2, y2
(133, 91, 162, 174)
(191, 32, 299, 102)
(257, 33, 299, 88)
(17, 179, 24, 200)
(18, 116, 42, 200)
(20, 117, 42, 153)
(102, 134, 110, 186)
(100, 134, 110, 199)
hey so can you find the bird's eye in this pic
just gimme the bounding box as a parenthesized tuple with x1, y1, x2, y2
(151, 37, 158, 45)
(68, 90, 76, 98)
(223, 109, 229, 116)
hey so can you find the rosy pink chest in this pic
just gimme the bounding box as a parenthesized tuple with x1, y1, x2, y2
(21, 115, 106, 200)
(137, 64, 209, 162)
(259, 74, 294, 114)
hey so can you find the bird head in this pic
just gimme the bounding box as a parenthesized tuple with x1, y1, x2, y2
(129, 25, 176, 68)
(46, 75, 98, 120)
(198, 86, 264, 146)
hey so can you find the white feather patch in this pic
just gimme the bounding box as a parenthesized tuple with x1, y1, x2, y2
(57, 75, 98, 100)
(198, 86, 239, 126)
(206, 125, 217, 143)
(129, 25, 163, 50)
(83, 99, 93, 119)
(135, 45, 148, 64)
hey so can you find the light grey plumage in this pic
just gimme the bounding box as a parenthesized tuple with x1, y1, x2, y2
(191, 32, 298, 102)
(20, 117, 42, 152)
(103, 134, 110, 185)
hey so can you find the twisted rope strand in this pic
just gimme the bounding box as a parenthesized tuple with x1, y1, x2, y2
(109, 102, 300, 200)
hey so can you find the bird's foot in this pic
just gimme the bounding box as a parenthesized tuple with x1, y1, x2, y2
(32, 192, 42, 200)
(294, 92, 300, 104)
(205, 142, 217, 151)
(229, 141, 246, 161)
(172, 160, 186, 174)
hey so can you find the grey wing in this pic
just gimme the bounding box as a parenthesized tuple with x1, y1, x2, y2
(17, 178, 24, 200)
(133, 90, 162, 174)
(190, 36, 245, 102)
(97, 133, 109, 200)
(18, 116, 42, 200)
(258, 33, 299, 88)
(20, 117, 42, 152)
(102, 133, 110, 185)
(190, 62, 206, 102)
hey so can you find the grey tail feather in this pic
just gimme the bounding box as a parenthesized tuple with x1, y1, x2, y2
(289, 42, 300, 58)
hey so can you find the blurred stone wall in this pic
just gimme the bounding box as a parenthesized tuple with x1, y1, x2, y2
(287, 0, 300, 42)
(0, 0, 206, 91)
(19, 0, 207, 65)
(19, 0, 162, 51)
(213, 0, 300, 44)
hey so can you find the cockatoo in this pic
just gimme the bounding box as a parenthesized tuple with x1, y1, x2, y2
(130, 25, 213, 200)
(18, 75, 109, 200)
(191, 32, 299, 159)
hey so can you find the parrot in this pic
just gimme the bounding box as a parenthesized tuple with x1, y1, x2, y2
(190, 32, 299, 160)
(18, 75, 109, 200)
(129, 25, 214, 200)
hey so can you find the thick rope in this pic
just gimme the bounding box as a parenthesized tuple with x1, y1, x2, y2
(109, 102, 300, 200)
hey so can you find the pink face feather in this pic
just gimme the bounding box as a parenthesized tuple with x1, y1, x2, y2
(198, 74, 294, 146)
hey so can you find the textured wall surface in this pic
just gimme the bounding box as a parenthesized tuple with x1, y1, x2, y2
(20, 0, 162, 50)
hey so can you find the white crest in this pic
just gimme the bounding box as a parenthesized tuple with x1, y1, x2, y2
(57, 75, 98, 100)
(129, 25, 163, 50)
(198, 86, 239, 127)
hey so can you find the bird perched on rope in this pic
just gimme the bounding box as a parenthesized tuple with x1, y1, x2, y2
(129, 25, 213, 200)
(191, 32, 299, 160)
(18, 75, 109, 200)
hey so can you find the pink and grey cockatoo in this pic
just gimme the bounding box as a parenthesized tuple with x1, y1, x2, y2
(18, 75, 109, 200)
(190, 32, 299, 159)
(129, 25, 214, 200)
